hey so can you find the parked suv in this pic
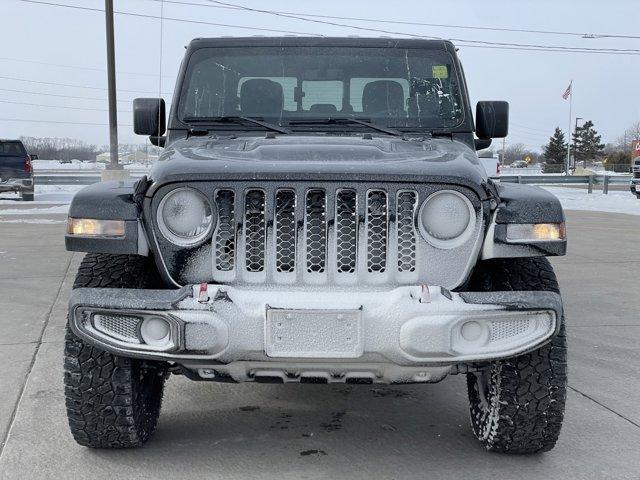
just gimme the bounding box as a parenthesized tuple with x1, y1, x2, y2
(631, 156, 640, 198)
(64, 38, 567, 453)
(0, 139, 35, 200)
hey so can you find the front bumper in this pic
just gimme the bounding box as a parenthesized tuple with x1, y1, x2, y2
(0, 178, 33, 193)
(69, 285, 562, 382)
(630, 179, 640, 196)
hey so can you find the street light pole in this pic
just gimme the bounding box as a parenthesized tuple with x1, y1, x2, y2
(573, 117, 583, 170)
(105, 0, 120, 172)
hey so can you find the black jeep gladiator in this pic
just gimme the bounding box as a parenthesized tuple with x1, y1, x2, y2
(64, 37, 567, 453)
(0, 139, 36, 201)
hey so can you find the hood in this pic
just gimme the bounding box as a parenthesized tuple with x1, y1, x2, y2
(149, 135, 488, 195)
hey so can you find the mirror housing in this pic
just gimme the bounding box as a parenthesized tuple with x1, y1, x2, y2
(474, 138, 492, 151)
(476, 101, 509, 139)
(133, 98, 166, 136)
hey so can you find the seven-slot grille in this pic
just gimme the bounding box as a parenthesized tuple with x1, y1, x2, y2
(211, 185, 428, 285)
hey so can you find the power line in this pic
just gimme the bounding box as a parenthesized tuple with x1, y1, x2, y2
(0, 87, 134, 103)
(18, 0, 640, 55)
(0, 99, 132, 113)
(148, 0, 640, 40)
(0, 117, 133, 127)
(17, 0, 322, 36)
(0, 56, 173, 78)
(203, 0, 640, 54)
(0, 75, 172, 95)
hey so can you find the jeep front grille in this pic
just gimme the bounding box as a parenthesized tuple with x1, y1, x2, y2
(150, 182, 484, 289)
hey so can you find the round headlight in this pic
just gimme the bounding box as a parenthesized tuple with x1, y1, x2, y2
(157, 187, 213, 246)
(419, 190, 475, 248)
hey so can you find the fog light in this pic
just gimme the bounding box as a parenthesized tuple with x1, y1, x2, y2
(461, 321, 483, 342)
(140, 317, 171, 347)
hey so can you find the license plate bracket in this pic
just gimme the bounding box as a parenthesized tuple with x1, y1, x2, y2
(265, 308, 363, 358)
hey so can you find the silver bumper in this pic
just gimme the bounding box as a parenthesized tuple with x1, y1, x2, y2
(69, 285, 561, 382)
(0, 178, 33, 192)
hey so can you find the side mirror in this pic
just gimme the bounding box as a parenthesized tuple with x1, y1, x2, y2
(474, 138, 492, 151)
(476, 101, 509, 139)
(29, 154, 39, 160)
(133, 98, 166, 136)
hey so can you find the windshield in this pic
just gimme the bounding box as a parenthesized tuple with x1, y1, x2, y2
(178, 46, 465, 131)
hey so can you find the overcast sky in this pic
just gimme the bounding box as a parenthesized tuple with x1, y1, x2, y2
(1, 0, 638, 151)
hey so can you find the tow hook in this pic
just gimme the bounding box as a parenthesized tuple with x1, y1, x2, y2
(197, 283, 210, 303)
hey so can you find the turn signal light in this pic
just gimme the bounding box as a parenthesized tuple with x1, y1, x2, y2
(67, 218, 125, 237)
(506, 223, 565, 242)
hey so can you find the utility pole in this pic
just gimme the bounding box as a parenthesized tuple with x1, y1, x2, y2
(102, 0, 128, 181)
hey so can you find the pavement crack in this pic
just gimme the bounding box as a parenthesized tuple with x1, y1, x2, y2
(568, 385, 640, 430)
(0, 253, 74, 459)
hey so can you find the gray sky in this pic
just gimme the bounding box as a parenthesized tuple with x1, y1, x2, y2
(1, 0, 638, 151)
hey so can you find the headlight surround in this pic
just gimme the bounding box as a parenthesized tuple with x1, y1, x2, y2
(418, 190, 476, 249)
(157, 187, 214, 246)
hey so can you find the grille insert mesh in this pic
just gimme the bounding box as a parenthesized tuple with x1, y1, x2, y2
(275, 189, 297, 273)
(490, 319, 531, 342)
(366, 190, 388, 273)
(305, 189, 327, 273)
(335, 189, 358, 273)
(244, 189, 266, 272)
(215, 189, 236, 271)
(396, 191, 418, 272)
(93, 314, 141, 343)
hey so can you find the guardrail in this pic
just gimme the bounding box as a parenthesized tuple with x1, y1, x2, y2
(500, 174, 632, 193)
(33, 171, 633, 191)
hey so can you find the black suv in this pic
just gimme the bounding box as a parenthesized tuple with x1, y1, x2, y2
(0, 139, 36, 201)
(64, 37, 567, 453)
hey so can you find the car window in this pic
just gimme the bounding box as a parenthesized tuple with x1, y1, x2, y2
(0, 142, 27, 156)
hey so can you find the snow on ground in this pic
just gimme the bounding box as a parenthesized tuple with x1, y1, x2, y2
(0, 205, 69, 215)
(33, 160, 151, 170)
(542, 187, 640, 216)
(0, 185, 84, 205)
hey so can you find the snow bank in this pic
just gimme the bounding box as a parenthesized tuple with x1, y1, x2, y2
(542, 187, 640, 216)
(0, 185, 84, 205)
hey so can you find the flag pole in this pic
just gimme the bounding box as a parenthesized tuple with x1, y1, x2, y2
(565, 80, 572, 176)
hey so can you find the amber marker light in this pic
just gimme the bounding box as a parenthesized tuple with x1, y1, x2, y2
(506, 223, 565, 242)
(67, 218, 126, 237)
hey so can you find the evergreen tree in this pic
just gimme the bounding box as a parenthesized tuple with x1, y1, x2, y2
(572, 120, 605, 167)
(542, 127, 568, 173)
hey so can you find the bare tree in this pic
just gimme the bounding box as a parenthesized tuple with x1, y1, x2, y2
(615, 121, 640, 149)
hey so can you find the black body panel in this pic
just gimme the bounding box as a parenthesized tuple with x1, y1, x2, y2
(68, 180, 140, 220)
(494, 183, 565, 224)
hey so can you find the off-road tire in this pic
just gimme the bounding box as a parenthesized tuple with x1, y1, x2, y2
(465, 257, 567, 454)
(64, 253, 167, 448)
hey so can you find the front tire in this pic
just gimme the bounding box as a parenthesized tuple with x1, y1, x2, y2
(465, 257, 567, 454)
(64, 253, 167, 448)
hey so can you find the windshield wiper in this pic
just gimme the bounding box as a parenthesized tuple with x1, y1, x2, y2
(184, 116, 291, 134)
(289, 117, 403, 137)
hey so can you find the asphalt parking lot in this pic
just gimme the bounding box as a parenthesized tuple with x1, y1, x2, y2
(0, 208, 638, 479)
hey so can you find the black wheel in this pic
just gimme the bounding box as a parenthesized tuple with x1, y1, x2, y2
(64, 253, 168, 448)
(464, 257, 567, 454)
(21, 191, 34, 201)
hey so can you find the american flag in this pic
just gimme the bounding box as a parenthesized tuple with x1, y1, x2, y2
(562, 82, 572, 100)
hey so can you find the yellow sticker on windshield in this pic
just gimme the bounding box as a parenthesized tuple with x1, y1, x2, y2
(432, 65, 448, 78)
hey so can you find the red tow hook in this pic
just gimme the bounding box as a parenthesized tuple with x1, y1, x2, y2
(197, 283, 209, 303)
(419, 285, 431, 303)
